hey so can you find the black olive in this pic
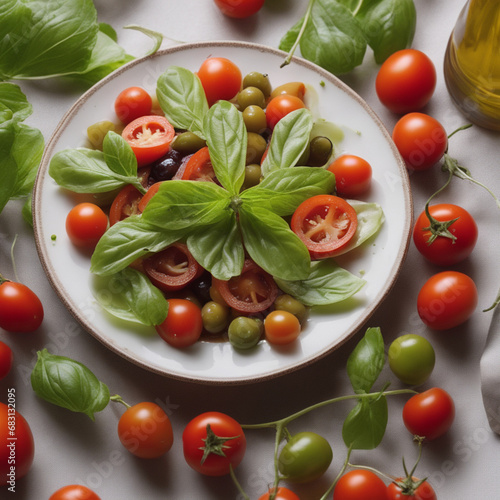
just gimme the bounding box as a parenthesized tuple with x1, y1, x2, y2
(149, 149, 184, 182)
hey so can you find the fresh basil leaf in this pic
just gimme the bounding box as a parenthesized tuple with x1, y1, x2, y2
(0, 0, 99, 80)
(334, 200, 384, 256)
(156, 66, 209, 136)
(102, 131, 138, 178)
(31, 349, 110, 421)
(275, 259, 365, 306)
(0, 124, 17, 213)
(342, 395, 388, 449)
(204, 101, 246, 195)
(22, 194, 33, 227)
(99, 22, 118, 42)
(142, 180, 230, 230)
(239, 204, 311, 281)
(261, 108, 313, 177)
(347, 327, 385, 393)
(241, 166, 335, 217)
(187, 210, 244, 280)
(124, 25, 164, 57)
(355, 0, 416, 63)
(279, 17, 304, 52)
(49, 148, 143, 193)
(0, 83, 33, 122)
(90, 216, 180, 276)
(93, 268, 168, 326)
(298, 0, 367, 75)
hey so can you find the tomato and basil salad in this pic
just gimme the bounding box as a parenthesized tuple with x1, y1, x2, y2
(48, 56, 384, 350)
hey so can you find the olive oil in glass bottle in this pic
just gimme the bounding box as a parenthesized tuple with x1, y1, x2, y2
(444, 0, 500, 131)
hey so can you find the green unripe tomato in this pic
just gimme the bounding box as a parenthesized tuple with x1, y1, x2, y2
(228, 316, 262, 350)
(278, 431, 333, 483)
(201, 301, 229, 333)
(388, 334, 435, 386)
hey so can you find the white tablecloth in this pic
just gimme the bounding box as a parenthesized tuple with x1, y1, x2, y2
(2, 1, 499, 498)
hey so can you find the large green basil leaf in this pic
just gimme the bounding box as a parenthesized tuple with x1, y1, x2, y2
(187, 211, 245, 280)
(0, 0, 99, 80)
(342, 395, 388, 449)
(0, 83, 33, 122)
(93, 267, 168, 326)
(0, 124, 18, 213)
(31, 349, 110, 421)
(241, 166, 335, 217)
(90, 216, 180, 276)
(274, 259, 365, 306)
(204, 101, 246, 196)
(156, 66, 209, 136)
(355, 0, 416, 63)
(141, 180, 230, 230)
(102, 131, 138, 178)
(239, 204, 311, 281)
(261, 108, 313, 177)
(347, 327, 385, 393)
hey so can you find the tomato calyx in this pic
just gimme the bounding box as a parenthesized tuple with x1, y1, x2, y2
(200, 423, 240, 464)
(422, 204, 459, 245)
(391, 476, 429, 496)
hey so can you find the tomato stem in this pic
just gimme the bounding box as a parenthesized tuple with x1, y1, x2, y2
(318, 445, 353, 500)
(229, 464, 250, 500)
(109, 394, 131, 408)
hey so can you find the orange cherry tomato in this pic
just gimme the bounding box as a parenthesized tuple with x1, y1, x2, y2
(264, 310, 301, 345)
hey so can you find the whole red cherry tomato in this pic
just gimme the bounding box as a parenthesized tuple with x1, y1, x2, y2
(413, 203, 478, 266)
(183, 411, 246, 476)
(114, 86, 152, 124)
(333, 469, 387, 500)
(392, 113, 447, 170)
(327, 154, 372, 197)
(258, 486, 300, 500)
(49, 484, 101, 500)
(118, 402, 173, 458)
(214, 0, 265, 18)
(0, 280, 44, 333)
(417, 271, 477, 330)
(376, 49, 436, 114)
(402, 387, 455, 440)
(0, 402, 35, 486)
(66, 202, 108, 249)
(197, 57, 242, 105)
(266, 94, 305, 130)
(387, 477, 437, 500)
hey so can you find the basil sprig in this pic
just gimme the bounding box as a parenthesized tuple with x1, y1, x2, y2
(31, 349, 110, 421)
(280, 0, 416, 74)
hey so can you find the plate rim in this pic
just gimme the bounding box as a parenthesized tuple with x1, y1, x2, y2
(33, 40, 413, 385)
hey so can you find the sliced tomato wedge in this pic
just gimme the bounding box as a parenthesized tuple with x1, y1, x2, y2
(143, 243, 203, 292)
(138, 181, 163, 212)
(181, 146, 216, 182)
(291, 194, 358, 259)
(109, 184, 143, 226)
(122, 115, 175, 167)
(212, 259, 278, 314)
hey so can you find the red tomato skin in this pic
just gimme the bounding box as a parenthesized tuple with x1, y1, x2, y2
(387, 478, 437, 500)
(109, 184, 143, 226)
(0, 402, 35, 486)
(402, 388, 455, 441)
(122, 116, 175, 167)
(197, 57, 242, 105)
(376, 49, 436, 114)
(392, 113, 447, 170)
(333, 469, 387, 500)
(49, 484, 101, 500)
(327, 154, 372, 197)
(413, 204, 478, 266)
(417, 271, 477, 330)
(258, 487, 300, 500)
(182, 411, 246, 476)
(155, 298, 203, 348)
(0, 282, 44, 333)
(266, 94, 305, 130)
(114, 86, 152, 124)
(181, 146, 216, 182)
(214, 0, 265, 18)
(0, 341, 13, 379)
(66, 202, 108, 249)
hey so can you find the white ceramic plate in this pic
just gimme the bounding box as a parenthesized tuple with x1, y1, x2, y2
(33, 41, 412, 385)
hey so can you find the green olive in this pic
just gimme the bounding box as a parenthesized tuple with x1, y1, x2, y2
(171, 132, 206, 155)
(242, 105, 267, 134)
(87, 121, 122, 150)
(228, 316, 263, 349)
(201, 301, 230, 333)
(270, 82, 306, 100)
(274, 295, 307, 323)
(307, 136, 333, 167)
(237, 86, 266, 110)
(246, 132, 267, 164)
(242, 72, 272, 98)
(242, 164, 262, 190)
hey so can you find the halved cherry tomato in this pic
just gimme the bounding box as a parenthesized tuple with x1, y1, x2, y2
(327, 154, 372, 197)
(109, 184, 143, 225)
(266, 94, 305, 130)
(114, 86, 152, 124)
(181, 146, 216, 182)
(65, 202, 108, 249)
(212, 259, 279, 314)
(291, 195, 358, 259)
(49, 484, 101, 500)
(197, 57, 242, 106)
(138, 181, 163, 212)
(122, 115, 175, 167)
(143, 243, 203, 292)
